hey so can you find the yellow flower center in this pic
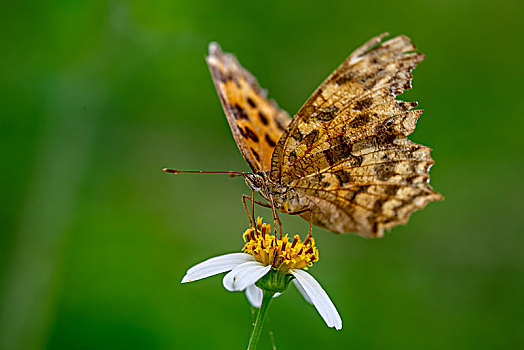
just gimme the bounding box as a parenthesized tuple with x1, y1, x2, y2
(242, 217, 319, 273)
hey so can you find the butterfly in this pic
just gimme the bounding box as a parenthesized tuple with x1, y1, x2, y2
(183, 33, 442, 238)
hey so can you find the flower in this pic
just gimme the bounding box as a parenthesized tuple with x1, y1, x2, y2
(181, 218, 342, 330)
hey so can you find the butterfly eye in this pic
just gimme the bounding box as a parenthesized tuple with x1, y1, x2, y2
(253, 175, 264, 189)
(245, 173, 264, 191)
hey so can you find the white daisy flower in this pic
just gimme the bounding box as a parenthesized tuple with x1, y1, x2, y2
(181, 218, 342, 330)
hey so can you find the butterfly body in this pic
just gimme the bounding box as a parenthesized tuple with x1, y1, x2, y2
(206, 34, 442, 238)
(244, 172, 308, 215)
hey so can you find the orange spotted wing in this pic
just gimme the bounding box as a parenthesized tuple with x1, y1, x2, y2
(206, 43, 291, 172)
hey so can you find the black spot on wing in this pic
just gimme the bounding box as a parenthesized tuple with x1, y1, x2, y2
(247, 97, 256, 108)
(265, 134, 276, 147)
(275, 118, 286, 132)
(373, 198, 387, 213)
(291, 128, 304, 141)
(315, 106, 339, 122)
(335, 72, 355, 85)
(347, 113, 371, 128)
(258, 112, 269, 125)
(250, 147, 260, 162)
(352, 97, 374, 111)
(304, 129, 320, 146)
(333, 170, 353, 186)
(238, 125, 248, 139)
(323, 144, 351, 166)
(244, 126, 259, 142)
(384, 185, 400, 196)
(232, 104, 249, 120)
(288, 150, 297, 163)
(374, 163, 395, 181)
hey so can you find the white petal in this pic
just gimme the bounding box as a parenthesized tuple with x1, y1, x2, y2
(245, 284, 263, 308)
(291, 269, 342, 330)
(292, 278, 312, 304)
(181, 253, 254, 283)
(245, 285, 281, 308)
(223, 261, 271, 292)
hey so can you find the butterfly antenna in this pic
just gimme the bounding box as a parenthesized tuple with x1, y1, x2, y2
(163, 168, 248, 177)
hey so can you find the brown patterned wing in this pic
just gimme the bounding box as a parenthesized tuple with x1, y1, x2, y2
(207, 43, 291, 172)
(270, 34, 442, 238)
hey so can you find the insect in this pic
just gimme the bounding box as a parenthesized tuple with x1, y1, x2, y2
(165, 33, 442, 238)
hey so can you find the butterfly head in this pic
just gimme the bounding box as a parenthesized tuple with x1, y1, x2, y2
(244, 171, 268, 192)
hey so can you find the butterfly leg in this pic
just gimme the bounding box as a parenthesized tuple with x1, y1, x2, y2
(241, 194, 281, 231)
(268, 195, 283, 238)
(286, 208, 313, 237)
(251, 189, 256, 226)
(242, 194, 256, 228)
(307, 209, 312, 237)
(242, 194, 283, 237)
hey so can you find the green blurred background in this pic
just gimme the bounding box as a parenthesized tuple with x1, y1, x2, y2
(1, 0, 523, 349)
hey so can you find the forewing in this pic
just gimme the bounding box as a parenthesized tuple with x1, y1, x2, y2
(270, 34, 442, 237)
(207, 43, 291, 172)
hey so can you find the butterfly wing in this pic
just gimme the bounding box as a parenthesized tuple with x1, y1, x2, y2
(207, 43, 291, 172)
(270, 34, 442, 238)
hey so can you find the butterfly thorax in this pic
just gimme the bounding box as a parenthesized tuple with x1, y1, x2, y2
(245, 172, 309, 214)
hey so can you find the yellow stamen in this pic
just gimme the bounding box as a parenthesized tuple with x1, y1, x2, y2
(242, 217, 319, 273)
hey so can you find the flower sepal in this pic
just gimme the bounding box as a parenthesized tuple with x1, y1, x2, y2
(255, 269, 294, 294)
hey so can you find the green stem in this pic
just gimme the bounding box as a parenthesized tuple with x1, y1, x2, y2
(247, 291, 274, 350)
